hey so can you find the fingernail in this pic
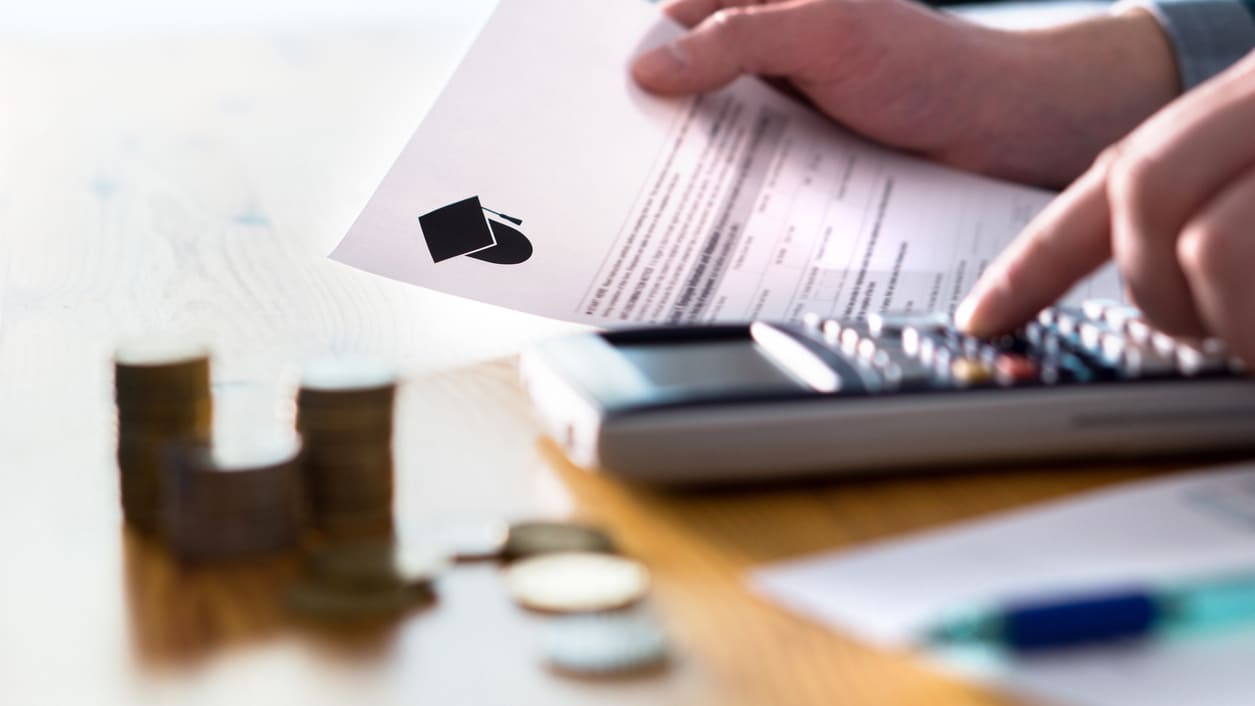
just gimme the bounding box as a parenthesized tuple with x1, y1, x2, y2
(954, 296, 980, 333)
(632, 41, 688, 84)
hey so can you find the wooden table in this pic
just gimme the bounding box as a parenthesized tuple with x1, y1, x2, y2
(0, 4, 1226, 704)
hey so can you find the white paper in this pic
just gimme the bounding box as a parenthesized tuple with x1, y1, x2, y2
(752, 463, 1255, 706)
(331, 0, 1120, 326)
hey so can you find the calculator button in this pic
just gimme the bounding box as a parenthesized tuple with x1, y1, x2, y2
(802, 312, 822, 331)
(1055, 310, 1081, 337)
(821, 319, 842, 345)
(931, 346, 955, 377)
(1119, 345, 1177, 378)
(750, 323, 844, 393)
(1025, 326, 1062, 357)
(867, 312, 949, 338)
(1081, 298, 1121, 321)
(914, 331, 955, 367)
(958, 335, 983, 359)
(863, 337, 905, 362)
(856, 337, 878, 361)
(839, 327, 864, 357)
(978, 345, 1002, 367)
(994, 354, 1039, 386)
(1102, 305, 1141, 329)
(901, 326, 924, 357)
(951, 358, 993, 386)
(1099, 331, 1126, 366)
(1078, 322, 1107, 353)
(1025, 321, 1048, 347)
(1124, 318, 1154, 344)
(905, 328, 950, 363)
(870, 349, 895, 370)
(881, 359, 934, 390)
(1151, 332, 1178, 357)
(1200, 337, 1227, 356)
(1177, 341, 1228, 376)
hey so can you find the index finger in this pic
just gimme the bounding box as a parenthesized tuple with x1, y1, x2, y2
(956, 157, 1115, 337)
(660, 0, 769, 27)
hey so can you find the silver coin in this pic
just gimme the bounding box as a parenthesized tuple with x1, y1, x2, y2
(542, 614, 669, 676)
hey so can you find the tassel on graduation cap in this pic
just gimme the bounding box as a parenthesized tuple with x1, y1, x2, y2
(481, 207, 523, 227)
(418, 196, 533, 265)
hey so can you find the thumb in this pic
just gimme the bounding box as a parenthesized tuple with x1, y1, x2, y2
(632, 3, 815, 95)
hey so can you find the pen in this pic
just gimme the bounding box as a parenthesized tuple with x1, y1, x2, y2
(922, 571, 1255, 652)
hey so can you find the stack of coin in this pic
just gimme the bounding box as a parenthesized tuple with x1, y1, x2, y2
(285, 539, 443, 622)
(296, 358, 397, 539)
(114, 340, 213, 534)
(161, 433, 307, 561)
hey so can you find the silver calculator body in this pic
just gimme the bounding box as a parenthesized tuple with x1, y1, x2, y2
(519, 302, 1255, 484)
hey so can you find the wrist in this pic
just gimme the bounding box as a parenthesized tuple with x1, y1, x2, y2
(948, 11, 1179, 187)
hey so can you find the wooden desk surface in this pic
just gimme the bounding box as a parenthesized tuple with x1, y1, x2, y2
(0, 7, 1224, 705)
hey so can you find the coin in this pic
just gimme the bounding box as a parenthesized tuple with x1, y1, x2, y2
(503, 521, 617, 561)
(296, 356, 397, 539)
(160, 431, 306, 561)
(542, 614, 670, 676)
(504, 552, 650, 613)
(308, 540, 447, 590)
(284, 579, 433, 623)
(114, 338, 212, 404)
(298, 356, 397, 393)
(114, 338, 213, 534)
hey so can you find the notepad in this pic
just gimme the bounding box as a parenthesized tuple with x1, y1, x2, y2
(752, 463, 1255, 706)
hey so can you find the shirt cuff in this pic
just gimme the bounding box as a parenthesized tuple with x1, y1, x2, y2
(1115, 0, 1255, 89)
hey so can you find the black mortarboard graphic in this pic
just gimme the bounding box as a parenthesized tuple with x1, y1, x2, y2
(418, 196, 533, 265)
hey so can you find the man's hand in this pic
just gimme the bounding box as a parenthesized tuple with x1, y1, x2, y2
(957, 51, 1255, 364)
(632, 0, 1179, 188)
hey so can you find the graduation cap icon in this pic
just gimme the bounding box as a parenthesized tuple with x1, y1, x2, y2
(418, 196, 533, 265)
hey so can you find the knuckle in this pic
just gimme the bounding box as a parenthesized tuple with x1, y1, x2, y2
(1106, 146, 1162, 210)
(703, 6, 758, 58)
(707, 4, 770, 41)
(1093, 144, 1124, 172)
(1177, 219, 1233, 279)
(708, 7, 748, 33)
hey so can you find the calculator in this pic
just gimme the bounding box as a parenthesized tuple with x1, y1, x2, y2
(519, 300, 1255, 483)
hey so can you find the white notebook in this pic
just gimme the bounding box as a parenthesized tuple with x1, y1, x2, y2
(753, 463, 1255, 706)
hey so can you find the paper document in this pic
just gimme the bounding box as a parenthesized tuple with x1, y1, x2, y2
(331, 0, 1120, 325)
(752, 464, 1255, 706)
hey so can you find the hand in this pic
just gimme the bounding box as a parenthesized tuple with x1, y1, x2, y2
(632, 0, 1179, 188)
(957, 51, 1255, 365)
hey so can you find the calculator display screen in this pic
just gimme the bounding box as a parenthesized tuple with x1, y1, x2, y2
(619, 340, 806, 396)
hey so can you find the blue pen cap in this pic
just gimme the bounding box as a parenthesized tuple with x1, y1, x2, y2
(1002, 590, 1159, 651)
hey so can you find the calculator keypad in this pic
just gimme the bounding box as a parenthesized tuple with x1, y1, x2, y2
(798, 300, 1243, 393)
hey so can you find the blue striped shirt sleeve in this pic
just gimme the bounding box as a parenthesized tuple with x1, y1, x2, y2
(1124, 0, 1255, 89)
